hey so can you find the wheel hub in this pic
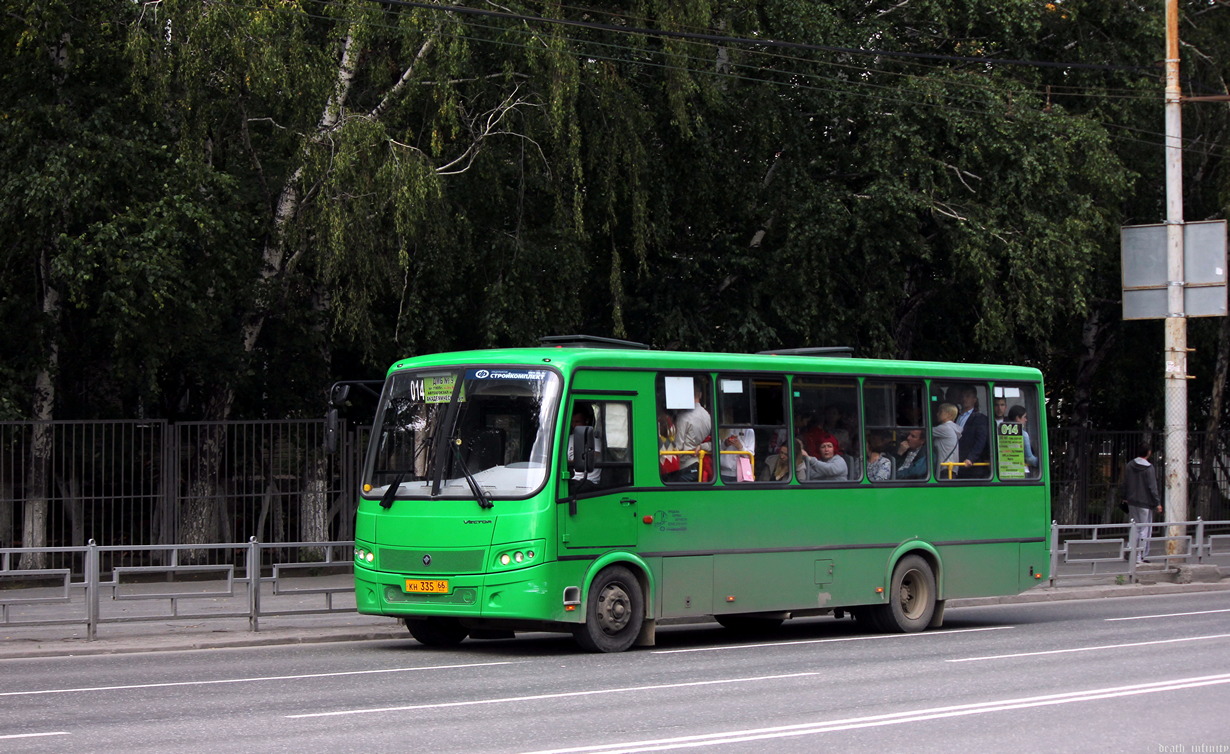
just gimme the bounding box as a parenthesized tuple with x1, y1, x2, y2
(596, 583, 631, 634)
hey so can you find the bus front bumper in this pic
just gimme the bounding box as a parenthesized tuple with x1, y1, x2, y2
(355, 562, 581, 624)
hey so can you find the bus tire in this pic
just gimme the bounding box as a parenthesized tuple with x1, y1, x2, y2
(872, 555, 936, 633)
(404, 617, 468, 646)
(573, 565, 644, 653)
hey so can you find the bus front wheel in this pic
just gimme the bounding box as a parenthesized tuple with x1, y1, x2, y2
(872, 555, 936, 633)
(573, 565, 644, 653)
(405, 617, 468, 646)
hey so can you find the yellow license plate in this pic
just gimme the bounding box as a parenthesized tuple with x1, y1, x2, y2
(405, 579, 450, 594)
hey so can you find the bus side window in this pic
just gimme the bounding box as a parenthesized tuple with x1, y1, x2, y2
(864, 380, 927, 482)
(793, 376, 859, 483)
(657, 374, 714, 485)
(931, 382, 992, 481)
(716, 375, 786, 483)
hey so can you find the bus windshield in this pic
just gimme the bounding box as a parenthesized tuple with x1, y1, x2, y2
(363, 367, 560, 501)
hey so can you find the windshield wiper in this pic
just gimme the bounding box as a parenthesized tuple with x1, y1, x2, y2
(451, 438, 493, 510)
(379, 471, 406, 509)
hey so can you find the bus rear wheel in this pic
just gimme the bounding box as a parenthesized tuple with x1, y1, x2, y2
(871, 555, 936, 633)
(573, 565, 644, 653)
(405, 617, 468, 646)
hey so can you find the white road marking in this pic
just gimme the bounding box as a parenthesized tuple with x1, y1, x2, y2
(947, 633, 1230, 662)
(521, 673, 1230, 753)
(0, 732, 70, 740)
(0, 661, 518, 698)
(1107, 608, 1230, 621)
(286, 672, 820, 719)
(651, 626, 1012, 654)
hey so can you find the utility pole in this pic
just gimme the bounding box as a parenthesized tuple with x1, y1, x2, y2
(1162, 0, 1188, 547)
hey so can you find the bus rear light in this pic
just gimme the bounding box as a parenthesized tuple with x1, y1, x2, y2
(565, 605, 576, 611)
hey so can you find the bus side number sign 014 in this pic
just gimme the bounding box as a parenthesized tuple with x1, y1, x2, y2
(405, 579, 450, 593)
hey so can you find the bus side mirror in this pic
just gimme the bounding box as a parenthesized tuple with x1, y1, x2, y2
(324, 408, 340, 454)
(330, 384, 351, 407)
(570, 426, 595, 474)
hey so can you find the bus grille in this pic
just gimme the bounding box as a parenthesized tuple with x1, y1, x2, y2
(379, 548, 485, 574)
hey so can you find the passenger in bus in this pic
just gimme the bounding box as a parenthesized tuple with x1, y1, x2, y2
(932, 403, 962, 479)
(1006, 405, 1039, 472)
(760, 442, 793, 481)
(798, 439, 847, 481)
(895, 429, 929, 479)
(865, 432, 894, 482)
(567, 404, 602, 494)
(955, 386, 990, 478)
(993, 396, 1008, 426)
(718, 410, 755, 484)
(668, 385, 712, 482)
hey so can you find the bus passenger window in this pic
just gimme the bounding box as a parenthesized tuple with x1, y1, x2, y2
(930, 382, 991, 480)
(994, 384, 1041, 480)
(717, 376, 786, 484)
(864, 380, 927, 482)
(793, 377, 858, 482)
(658, 374, 714, 484)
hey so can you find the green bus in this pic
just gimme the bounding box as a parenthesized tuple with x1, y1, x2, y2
(351, 336, 1049, 652)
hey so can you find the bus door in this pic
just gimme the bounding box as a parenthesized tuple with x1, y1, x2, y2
(560, 395, 638, 549)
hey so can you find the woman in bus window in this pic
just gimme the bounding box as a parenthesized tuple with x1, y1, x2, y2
(1007, 405, 1039, 472)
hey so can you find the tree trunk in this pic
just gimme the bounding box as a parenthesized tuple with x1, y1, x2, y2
(19, 249, 61, 570)
(299, 450, 330, 562)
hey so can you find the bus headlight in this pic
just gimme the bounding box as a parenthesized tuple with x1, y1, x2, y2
(493, 543, 542, 569)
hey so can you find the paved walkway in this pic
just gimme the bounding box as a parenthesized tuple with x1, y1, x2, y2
(2, 576, 1228, 660)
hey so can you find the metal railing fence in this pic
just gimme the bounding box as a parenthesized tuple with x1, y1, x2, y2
(2, 421, 1230, 560)
(1044, 428, 1230, 524)
(0, 539, 357, 640)
(1049, 518, 1230, 585)
(1, 419, 366, 569)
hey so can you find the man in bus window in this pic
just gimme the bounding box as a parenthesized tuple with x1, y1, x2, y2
(896, 429, 929, 480)
(669, 385, 712, 482)
(993, 396, 1008, 426)
(955, 386, 990, 478)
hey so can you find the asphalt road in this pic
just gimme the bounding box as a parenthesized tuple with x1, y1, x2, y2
(2, 592, 1228, 753)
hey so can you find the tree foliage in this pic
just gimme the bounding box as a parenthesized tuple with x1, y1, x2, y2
(0, 0, 1227, 431)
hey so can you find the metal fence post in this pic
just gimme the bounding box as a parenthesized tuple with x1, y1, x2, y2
(1128, 519, 1139, 581)
(86, 538, 98, 641)
(1048, 521, 1059, 586)
(1196, 517, 1205, 563)
(248, 537, 260, 632)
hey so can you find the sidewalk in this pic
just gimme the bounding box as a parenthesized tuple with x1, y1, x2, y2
(2, 576, 1228, 660)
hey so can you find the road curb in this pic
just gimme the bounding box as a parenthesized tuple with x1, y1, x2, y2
(949, 579, 1230, 607)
